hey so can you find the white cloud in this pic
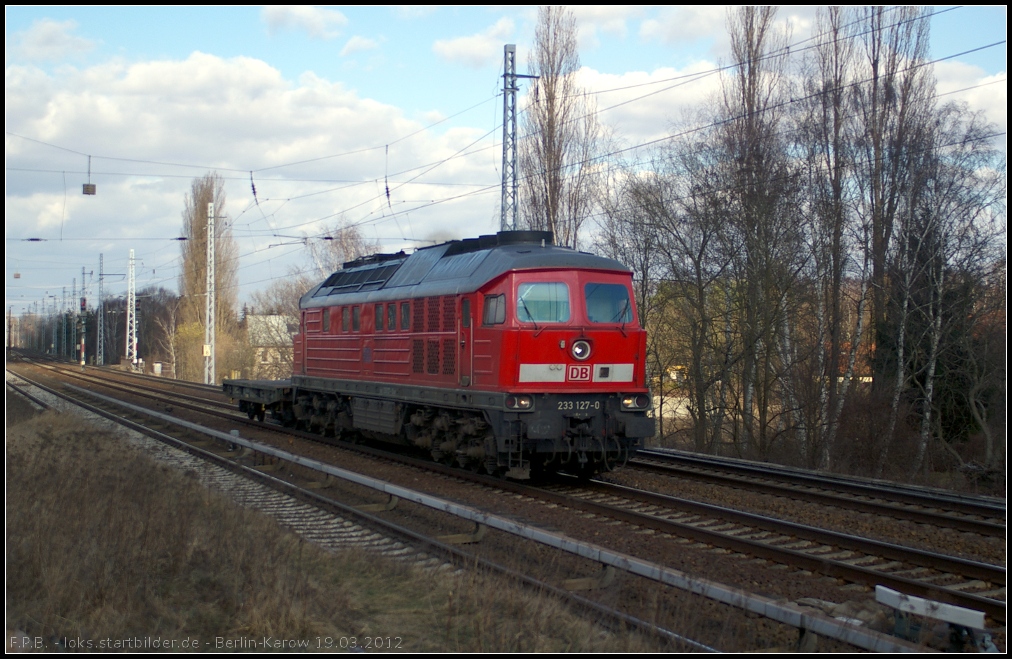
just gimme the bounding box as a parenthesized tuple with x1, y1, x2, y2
(392, 6, 438, 20)
(341, 36, 380, 57)
(5, 52, 505, 305)
(639, 7, 725, 47)
(261, 6, 348, 40)
(934, 61, 1007, 132)
(421, 109, 446, 125)
(640, 7, 814, 66)
(9, 18, 96, 61)
(432, 18, 514, 68)
(570, 6, 643, 49)
(572, 64, 723, 149)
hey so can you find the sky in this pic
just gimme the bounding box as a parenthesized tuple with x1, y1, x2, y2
(5, 6, 1007, 320)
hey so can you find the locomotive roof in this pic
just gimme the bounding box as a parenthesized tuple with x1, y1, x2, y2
(300, 231, 631, 309)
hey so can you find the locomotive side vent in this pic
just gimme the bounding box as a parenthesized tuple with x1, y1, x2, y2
(412, 339, 424, 374)
(441, 338, 456, 375)
(413, 300, 424, 333)
(426, 339, 440, 374)
(427, 297, 440, 332)
(442, 296, 455, 332)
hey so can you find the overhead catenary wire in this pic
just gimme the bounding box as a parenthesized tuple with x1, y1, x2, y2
(6, 8, 1004, 311)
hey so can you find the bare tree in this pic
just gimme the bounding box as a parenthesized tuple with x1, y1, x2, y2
(518, 6, 602, 249)
(898, 104, 1006, 476)
(151, 292, 182, 379)
(307, 223, 379, 279)
(601, 159, 693, 442)
(135, 286, 179, 370)
(851, 7, 934, 377)
(958, 261, 1006, 470)
(795, 7, 872, 468)
(718, 6, 804, 459)
(177, 172, 238, 382)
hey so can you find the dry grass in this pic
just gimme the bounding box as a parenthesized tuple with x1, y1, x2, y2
(6, 401, 661, 652)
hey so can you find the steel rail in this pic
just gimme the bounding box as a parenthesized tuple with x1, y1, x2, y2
(51, 380, 932, 652)
(13, 371, 711, 652)
(632, 450, 1005, 536)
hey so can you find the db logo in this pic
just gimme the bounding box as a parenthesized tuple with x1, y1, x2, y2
(567, 364, 591, 381)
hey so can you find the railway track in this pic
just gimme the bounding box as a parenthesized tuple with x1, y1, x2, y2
(45, 355, 1003, 544)
(536, 479, 1006, 622)
(30, 360, 236, 414)
(25, 354, 1005, 540)
(629, 448, 1005, 537)
(7, 369, 711, 652)
(10, 360, 1004, 649)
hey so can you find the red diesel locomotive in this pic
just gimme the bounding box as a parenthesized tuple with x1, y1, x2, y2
(223, 230, 654, 478)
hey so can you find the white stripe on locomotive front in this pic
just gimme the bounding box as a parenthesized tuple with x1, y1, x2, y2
(517, 363, 634, 383)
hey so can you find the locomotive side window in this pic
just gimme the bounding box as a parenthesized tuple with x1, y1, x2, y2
(352, 306, 361, 332)
(375, 304, 384, 332)
(387, 303, 397, 331)
(400, 301, 410, 330)
(585, 283, 633, 324)
(483, 294, 505, 325)
(517, 282, 570, 323)
(322, 308, 331, 333)
(342, 307, 349, 332)
(462, 298, 471, 328)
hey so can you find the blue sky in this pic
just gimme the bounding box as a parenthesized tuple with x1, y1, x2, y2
(5, 6, 1007, 320)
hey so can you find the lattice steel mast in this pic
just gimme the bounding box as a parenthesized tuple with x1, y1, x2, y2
(500, 45, 538, 232)
(126, 249, 138, 368)
(97, 254, 104, 366)
(204, 203, 216, 385)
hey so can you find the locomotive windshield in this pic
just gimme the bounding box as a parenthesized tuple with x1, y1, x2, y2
(585, 283, 633, 323)
(517, 282, 570, 323)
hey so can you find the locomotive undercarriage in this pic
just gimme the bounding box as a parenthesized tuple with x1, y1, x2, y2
(522, 404, 639, 479)
(254, 389, 641, 479)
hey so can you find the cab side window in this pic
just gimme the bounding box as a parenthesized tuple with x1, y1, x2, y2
(483, 294, 506, 325)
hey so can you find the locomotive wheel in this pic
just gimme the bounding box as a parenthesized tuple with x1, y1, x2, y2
(455, 453, 482, 473)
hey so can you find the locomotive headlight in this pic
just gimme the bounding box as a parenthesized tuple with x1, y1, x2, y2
(505, 395, 534, 410)
(571, 339, 592, 361)
(621, 394, 650, 410)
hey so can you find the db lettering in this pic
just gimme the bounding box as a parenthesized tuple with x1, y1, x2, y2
(568, 365, 591, 381)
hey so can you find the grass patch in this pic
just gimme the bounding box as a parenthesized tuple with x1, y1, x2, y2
(6, 409, 660, 652)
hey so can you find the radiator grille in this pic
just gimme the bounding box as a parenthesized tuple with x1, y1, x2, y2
(441, 338, 456, 375)
(412, 339, 424, 374)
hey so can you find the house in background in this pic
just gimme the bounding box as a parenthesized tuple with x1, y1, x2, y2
(247, 314, 298, 379)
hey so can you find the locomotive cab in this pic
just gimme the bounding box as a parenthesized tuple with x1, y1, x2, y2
(468, 267, 653, 476)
